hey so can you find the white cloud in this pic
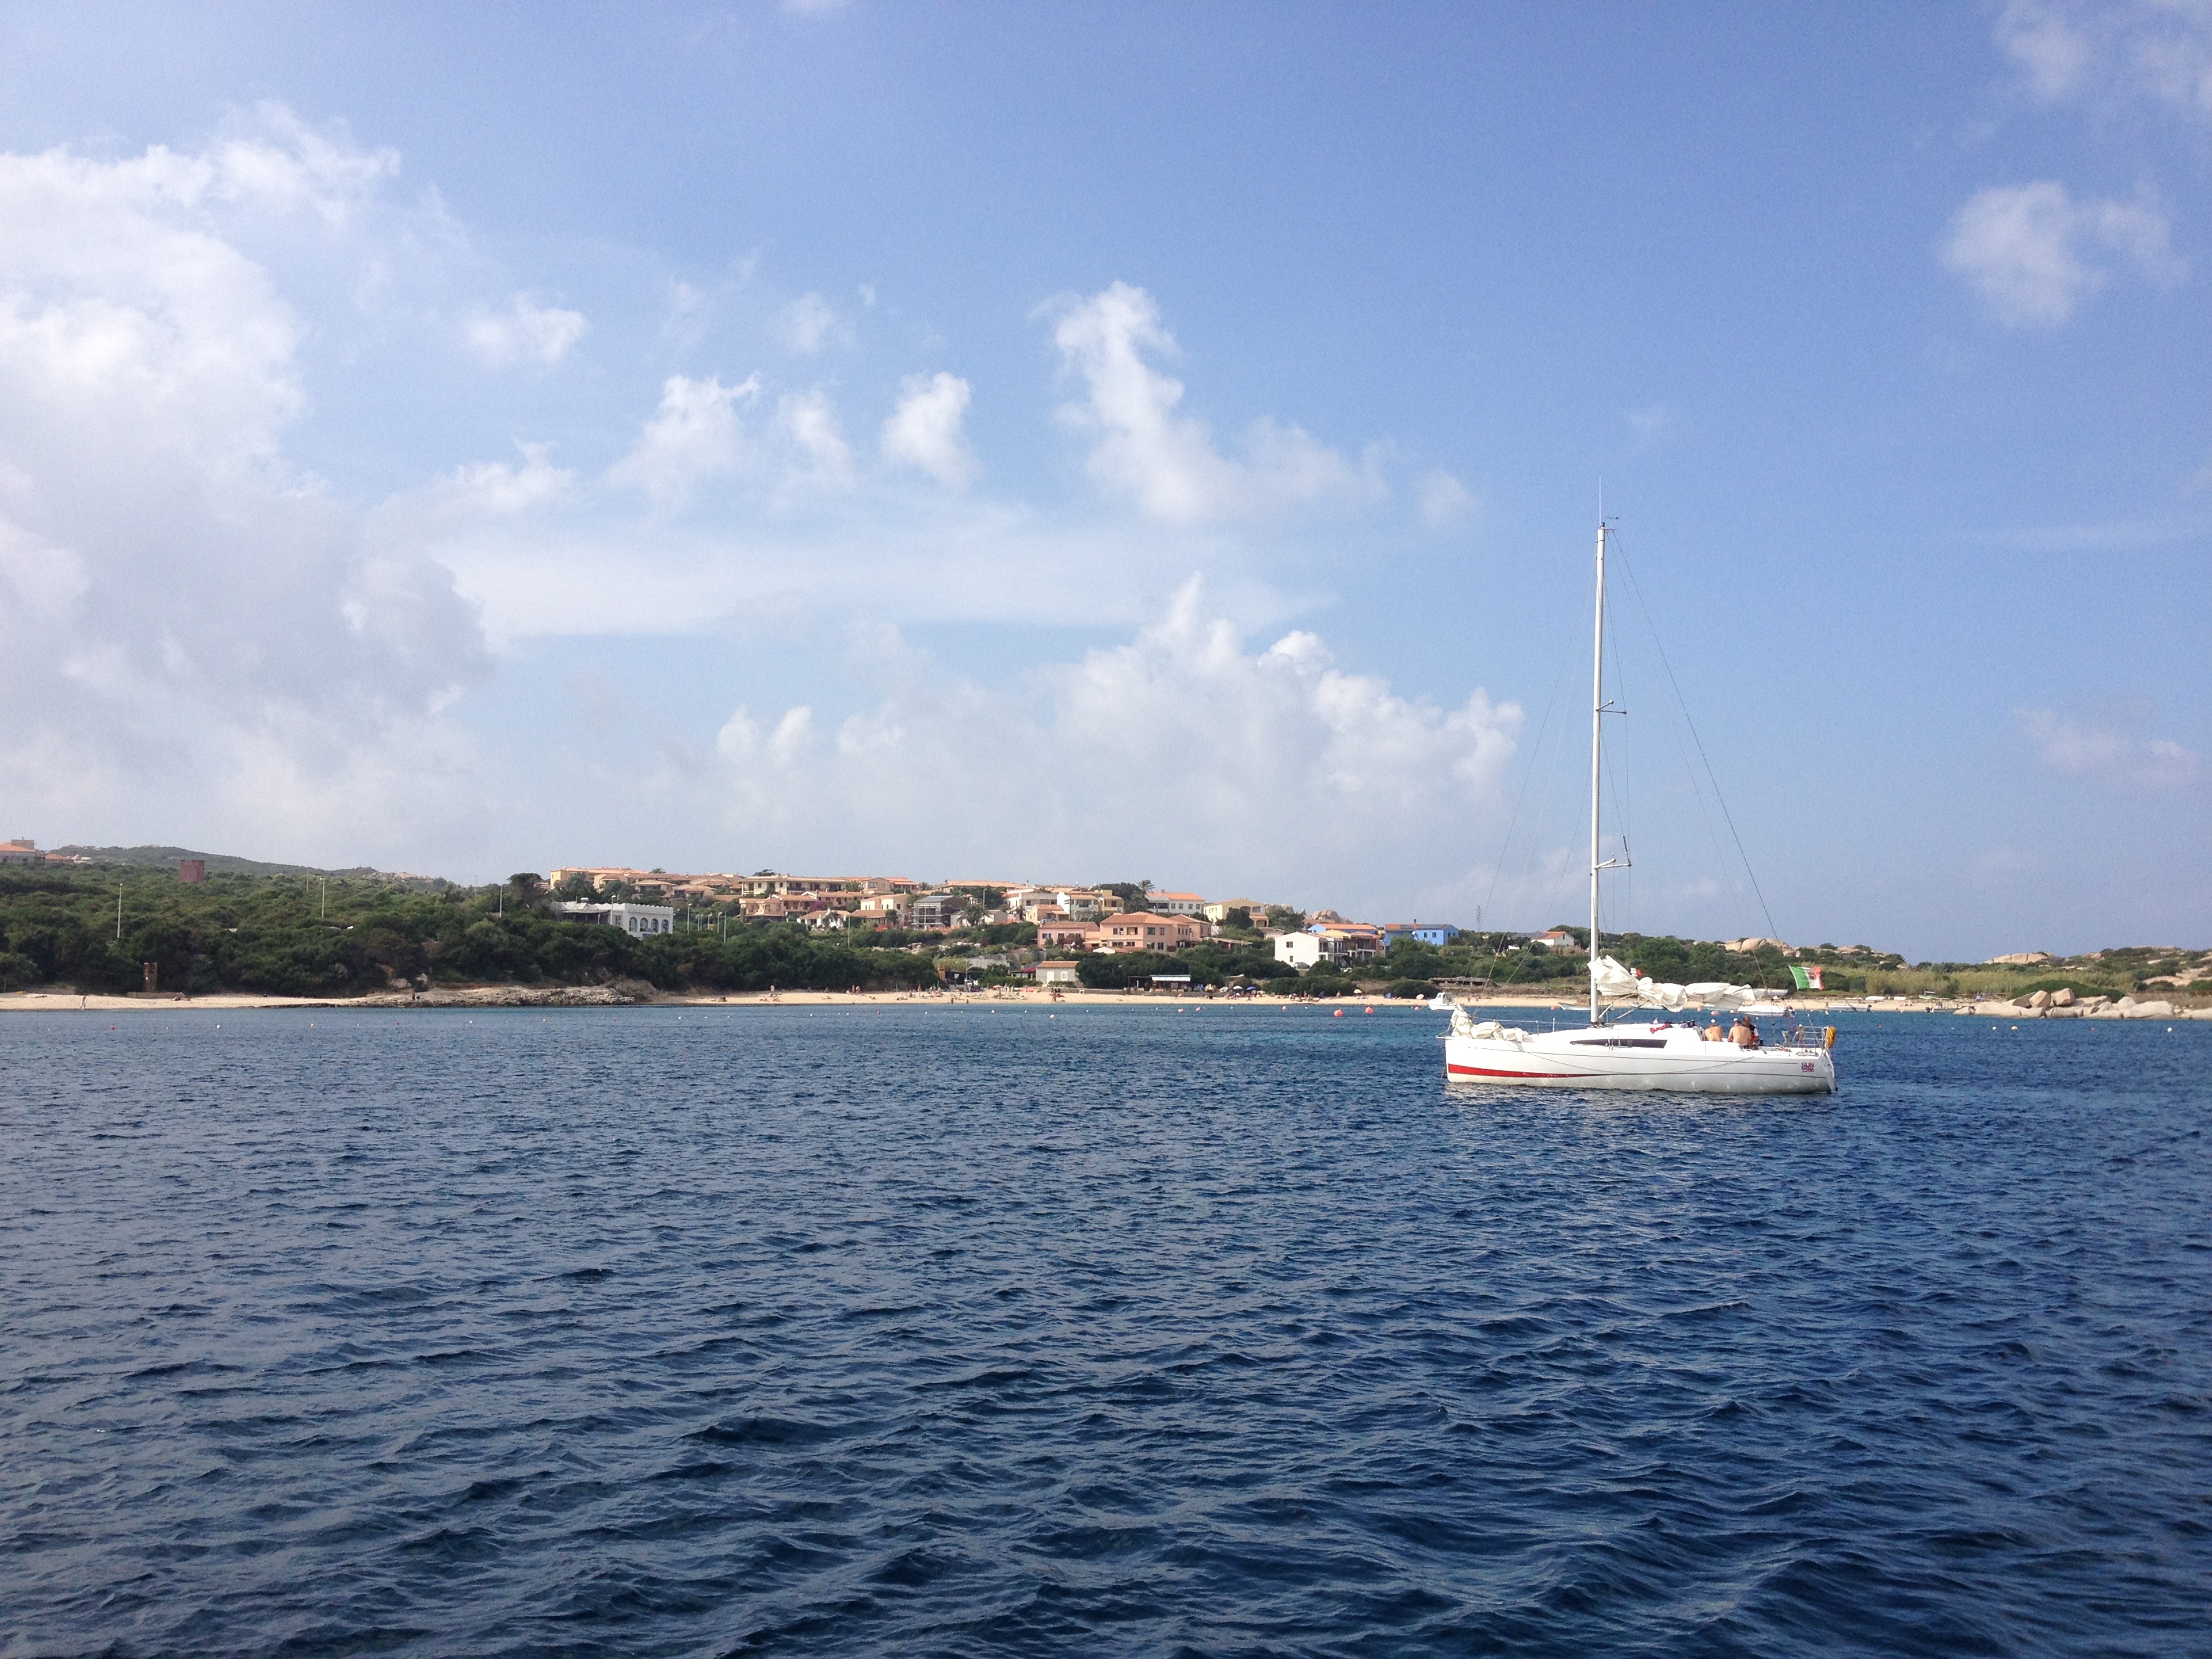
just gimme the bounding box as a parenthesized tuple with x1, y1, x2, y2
(601, 377, 857, 509)
(466, 293, 588, 365)
(1996, 0, 2097, 99)
(777, 389, 854, 490)
(1942, 181, 2183, 326)
(774, 291, 848, 355)
(606, 373, 759, 508)
(1050, 281, 1383, 524)
(1420, 469, 1476, 527)
(696, 579, 1520, 903)
(394, 444, 576, 527)
(881, 371, 977, 487)
(2016, 705, 2199, 785)
(1996, 1, 2212, 121)
(0, 109, 488, 859)
(718, 703, 816, 766)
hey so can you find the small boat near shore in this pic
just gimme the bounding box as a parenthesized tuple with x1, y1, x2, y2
(1442, 523, 1837, 1094)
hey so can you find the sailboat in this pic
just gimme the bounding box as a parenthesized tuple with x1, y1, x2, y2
(1440, 524, 1837, 1094)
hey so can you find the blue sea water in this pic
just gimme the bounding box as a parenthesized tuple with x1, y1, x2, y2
(1, 1004, 2207, 1657)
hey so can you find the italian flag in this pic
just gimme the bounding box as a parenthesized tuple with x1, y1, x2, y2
(1789, 964, 1824, 991)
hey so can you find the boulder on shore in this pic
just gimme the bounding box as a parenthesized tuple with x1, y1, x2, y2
(2026, 989, 2052, 1009)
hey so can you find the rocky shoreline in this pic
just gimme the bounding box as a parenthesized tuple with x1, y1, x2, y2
(352, 979, 660, 1008)
(1818, 989, 2211, 1020)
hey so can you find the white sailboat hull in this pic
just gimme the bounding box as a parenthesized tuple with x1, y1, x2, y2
(1444, 1023, 1836, 1094)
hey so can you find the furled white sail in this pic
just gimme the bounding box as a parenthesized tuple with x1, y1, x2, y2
(1588, 954, 1772, 1012)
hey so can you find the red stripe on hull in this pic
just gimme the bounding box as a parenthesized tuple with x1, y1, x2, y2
(1446, 1064, 1595, 1079)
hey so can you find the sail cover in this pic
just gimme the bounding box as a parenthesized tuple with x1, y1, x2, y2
(1589, 954, 1773, 1011)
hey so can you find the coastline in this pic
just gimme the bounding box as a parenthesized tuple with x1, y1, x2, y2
(7, 987, 2206, 1018)
(3, 986, 1582, 1014)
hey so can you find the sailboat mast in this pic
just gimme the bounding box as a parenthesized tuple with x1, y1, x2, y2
(1589, 520, 1607, 1027)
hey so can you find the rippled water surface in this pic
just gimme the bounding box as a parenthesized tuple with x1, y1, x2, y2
(3, 1004, 2208, 1656)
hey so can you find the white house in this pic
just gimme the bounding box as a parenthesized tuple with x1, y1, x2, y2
(1034, 960, 1081, 985)
(1149, 890, 1206, 916)
(554, 901, 676, 937)
(1273, 933, 1324, 969)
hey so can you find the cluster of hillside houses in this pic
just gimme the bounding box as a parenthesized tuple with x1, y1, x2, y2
(542, 865, 1514, 970)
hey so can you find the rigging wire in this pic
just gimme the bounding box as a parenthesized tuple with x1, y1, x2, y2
(1611, 535, 1782, 945)
(1600, 549, 1635, 941)
(1615, 541, 1748, 926)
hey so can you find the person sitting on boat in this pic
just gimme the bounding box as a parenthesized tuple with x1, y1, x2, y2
(1702, 1019, 1727, 1042)
(1730, 1015, 1759, 1048)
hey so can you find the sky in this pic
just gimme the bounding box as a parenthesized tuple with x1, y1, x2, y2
(0, 0, 2205, 961)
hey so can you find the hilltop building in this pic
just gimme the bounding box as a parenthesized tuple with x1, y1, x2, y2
(554, 901, 676, 937)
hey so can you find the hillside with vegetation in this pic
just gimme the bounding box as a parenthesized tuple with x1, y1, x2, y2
(0, 865, 941, 996)
(3, 858, 2203, 1004)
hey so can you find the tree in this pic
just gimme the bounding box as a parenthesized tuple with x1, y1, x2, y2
(1629, 935, 1689, 981)
(1385, 937, 1447, 979)
(508, 873, 548, 911)
(1077, 949, 1214, 989)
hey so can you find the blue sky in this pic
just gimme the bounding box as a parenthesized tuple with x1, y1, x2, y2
(0, 1, 2205, 959)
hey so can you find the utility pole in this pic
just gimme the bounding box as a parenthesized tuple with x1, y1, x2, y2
(321, 878, 327, 921)
(116, 881, 123, 941)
